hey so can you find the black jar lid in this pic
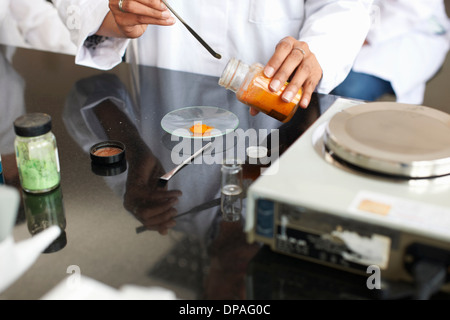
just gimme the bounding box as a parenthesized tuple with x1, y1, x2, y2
(14, 113, 52, 137)
(90, 140, 126, 165)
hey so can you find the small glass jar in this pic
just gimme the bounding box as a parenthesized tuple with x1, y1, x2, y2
(219, 58, 301, 123)
(242, 146, 270, 181)
(14, 113, 61, 194)
(221, 159, 244, 222)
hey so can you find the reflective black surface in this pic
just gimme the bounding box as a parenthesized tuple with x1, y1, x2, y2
(1, 46, 446, 300)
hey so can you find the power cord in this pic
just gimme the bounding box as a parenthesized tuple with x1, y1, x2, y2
(411, 258, 447, 300)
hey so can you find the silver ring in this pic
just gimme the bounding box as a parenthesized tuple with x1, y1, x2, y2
(118, 0, 125, 12)
(293, 47, 306, 56)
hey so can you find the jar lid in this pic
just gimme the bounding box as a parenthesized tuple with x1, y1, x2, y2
(14, 113, 52, 137)
(90, 140, 126, 165)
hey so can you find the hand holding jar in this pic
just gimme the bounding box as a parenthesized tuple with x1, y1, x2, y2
(220, 37, 323, 122)
(263, 36, 323, 110)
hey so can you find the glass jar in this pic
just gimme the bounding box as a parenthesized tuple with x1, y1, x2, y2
(221, 159, 244, 222)
(242, 146, 270, 181)
(14, 113, 61, 193)
(218, 58, 301, 123)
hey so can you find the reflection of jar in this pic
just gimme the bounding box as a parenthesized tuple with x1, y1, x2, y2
(23, 186, 67, 253)
(14, 113, 61, 193)
(221, 160, 244, 222)
(219, 58, 301, 123)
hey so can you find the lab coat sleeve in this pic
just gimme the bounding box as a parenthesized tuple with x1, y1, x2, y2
(9, 0, 77, 55)
(301, 0, 373, 93)
(52, 0, 129, 70)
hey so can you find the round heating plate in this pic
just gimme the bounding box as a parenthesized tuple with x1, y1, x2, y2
(324, 102, 450, 178)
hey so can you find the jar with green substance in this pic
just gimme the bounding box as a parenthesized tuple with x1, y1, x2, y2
(14, 113, 61, 193)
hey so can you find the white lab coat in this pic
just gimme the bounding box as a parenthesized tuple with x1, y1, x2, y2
(53, 0, 373, 94)
(352, 0, 450, 104)
(0, 0, 76, 55)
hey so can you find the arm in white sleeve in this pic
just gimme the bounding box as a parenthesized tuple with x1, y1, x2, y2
(301, 0, 373, 93)
(9, 0, 76, 54)
(52, 0, 129, 70)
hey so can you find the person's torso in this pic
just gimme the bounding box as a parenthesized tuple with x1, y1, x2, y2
(136, 0, 305, 77)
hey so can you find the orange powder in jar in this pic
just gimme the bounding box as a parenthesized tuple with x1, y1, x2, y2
(238, 68, 302, 123)
(219, 58, 302, 123)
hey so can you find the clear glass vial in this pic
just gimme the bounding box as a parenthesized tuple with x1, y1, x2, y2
(221, 159, 244, 222)
(14, 113, 61, 193)
(218, 58, 301, 123)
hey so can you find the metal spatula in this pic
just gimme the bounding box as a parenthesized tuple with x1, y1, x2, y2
(161, 0, 221, 59)
(159, 141, 213, 182)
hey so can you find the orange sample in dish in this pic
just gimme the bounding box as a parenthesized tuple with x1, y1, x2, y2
(190, 123, 214, 136)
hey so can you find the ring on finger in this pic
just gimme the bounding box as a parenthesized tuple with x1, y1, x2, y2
(118, 0, 126, 12)
(292, 47, 306, 56)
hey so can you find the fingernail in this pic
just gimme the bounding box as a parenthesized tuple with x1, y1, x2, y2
(300, 98, 309, 108)
(282, 91, 294, 102)
(270, 79, 281, 92)
(162, 10, 170, 18)
(264, 66, 275, 78)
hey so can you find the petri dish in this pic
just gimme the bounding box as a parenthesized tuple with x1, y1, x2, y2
(161, 106, 239, 139)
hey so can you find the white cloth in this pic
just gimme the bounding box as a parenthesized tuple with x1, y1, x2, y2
(0, 186, 61, 294)
(0, 0, 76, 55)
(53, 0, 373, 94)
(41, 275, 178, 300)
(352, 0, 450, 104)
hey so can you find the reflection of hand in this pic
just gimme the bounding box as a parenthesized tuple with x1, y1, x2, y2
(203, 220, 260, 299)
(260, 36, 323, 111)
(124, 147, 182, 236)
(92, 99, 182, 235)
(104, 0, 175, 38)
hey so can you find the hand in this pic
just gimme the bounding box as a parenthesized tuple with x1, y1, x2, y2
(262, 36, 323, 110)
(92, 98, 182, 235)
(106, 0, 175, 38)
(124, 148, 182, 235)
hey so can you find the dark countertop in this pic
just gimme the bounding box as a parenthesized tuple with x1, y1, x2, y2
(0, 46, 447, 301)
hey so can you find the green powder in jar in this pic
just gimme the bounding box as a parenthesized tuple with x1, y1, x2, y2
(14, 113, 61, 193)
(18, 157, 60, 191)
